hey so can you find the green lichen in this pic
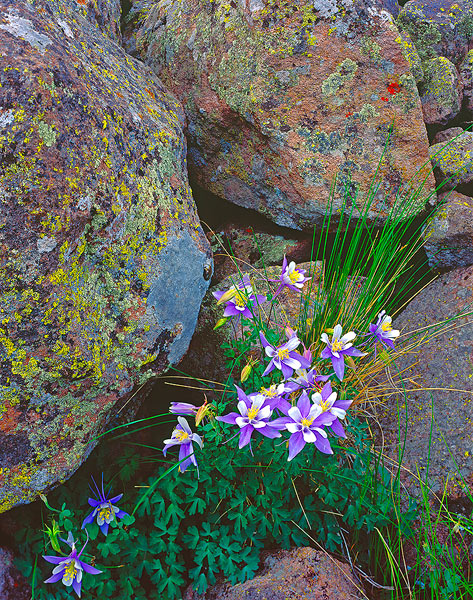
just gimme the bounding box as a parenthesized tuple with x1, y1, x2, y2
(360, 37, 382, 65)
(396, 10, 443, 63)
(421, 56, 459, 111)
(359, 103, 380, 122)
(321, 58, 358, 97)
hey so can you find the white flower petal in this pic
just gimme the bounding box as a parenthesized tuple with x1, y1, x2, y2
(341, 331, 356, 343)
(285, 337, 300, 351)
(286, 423, 300, 433)
(237, 400, 248, 416)
(235, 416, 249, 428)
(333, 324, 342, 339)
(314, 426, 327, 438)
(258, 405, 271, 419)
(302, 428, 316, 443)
(321, 333, 329, 344)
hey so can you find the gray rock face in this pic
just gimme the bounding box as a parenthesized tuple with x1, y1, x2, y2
(424, 192, 473, 269)
(459, 49, 473, 116)
(0, 548, 30, 600)
(0, 0, 212, 513)
(376, 267, 473, 496)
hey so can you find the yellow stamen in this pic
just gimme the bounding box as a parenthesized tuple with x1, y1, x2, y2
(247, 406, 259, 420)
(176, 430, 189, 442)
(381, 321, 392, 332)
(63, 561, 77, 584)
(301, 418, 313, 427)
(234, 290, 248, 308)
(288, 269, 301, 284)
(319, 400, 331, 412)
(331, 340, 343, 352)
(278, 348, 290, 360)
(260, 385, 278, 397)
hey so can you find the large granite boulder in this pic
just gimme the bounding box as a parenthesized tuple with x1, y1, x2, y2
(125, 0, 435, 230)
(183, 547, 364, 600)
(375, 267, 473, 497)
(397, 1, 473, 66)
(0, 0, 212, 513)
(423, 192, 473, 269)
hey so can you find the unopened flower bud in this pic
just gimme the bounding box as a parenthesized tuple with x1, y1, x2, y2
(240, 357, 258, 382)
(324, 328, 334, 335)
(345, 356, 356, 370)
(195, 397, 213, 426)
(216, 288, 236, 305)
(213, 317, 229, 330)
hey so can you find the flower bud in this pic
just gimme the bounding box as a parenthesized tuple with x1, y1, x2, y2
(324, 328, 334, 335)
(345, 356, 356, 370)
(240, 357, 258, 382)
(216, 288, 236, 305)
(213, 317, 229, 330)
(195, 398, 213, 426)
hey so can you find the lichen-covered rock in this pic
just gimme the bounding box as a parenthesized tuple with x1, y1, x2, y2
(459, 49, 473, 115)
(0, 0, 212, 513)
(432, 126, 465, 145)
(423, 192, 473, 268)
(419, 57, 463, 125)
(45, 0, 122, 41)
(397, 0, 473, 66)
(429, 132, 473, 191)
(183, 547, 364, 600)
(376, 267, 473, 496)
(395, 30, 424, 83)
(125, 0, 435, 230)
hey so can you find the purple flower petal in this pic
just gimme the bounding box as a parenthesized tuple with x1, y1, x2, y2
(81, 512, 96, 529)
(99, 522, 109, 536)
(262, 361, 275, 377)
(288, 431, 306, 461)
(257, 425, 282, 439)
(332, 355, 345, 381)
(216, 412, 239, 424)
(44, 572, 64, 584)
(343, 347, 365, 357)
(72, 578, 82, 597)
(238, 424, 254, 448)
(313, 432, 333, 454)
(320, 347, 333, 359)
(280, 362, 293, 380)
(330, 419, 347, 438)
(43, 555, 66, 565)
(298, 391, 311, 418)
(87, 498, 101, 508)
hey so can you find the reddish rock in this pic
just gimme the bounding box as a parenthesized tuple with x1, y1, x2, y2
(0, 0, 211, 512)
(459, 49, 473, 116)
(375, 266, 473, 496)
(183, 547, 366, 600)
(125, 0, 435, 230)
(423, 191, 473, 268)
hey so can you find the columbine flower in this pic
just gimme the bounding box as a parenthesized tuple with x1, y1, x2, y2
(163, 417, 203, 473)
(212, 274, 265, 320)
(311, 381, 352, 438)
(217, 386, 283, 449)
(260, 331, 311, 380)
(271, 255, 311, 297)
(81, 475, 129, 536)
(272, 391, 335, 460)
(368, 310, 400, 349)
(169, 402, 199, 415)
(43, 531, 102, 597)
(320, 324, 365, 381)
(286, 366, 330, 394)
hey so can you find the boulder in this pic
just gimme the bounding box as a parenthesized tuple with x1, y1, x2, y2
(429, 131, 473, 191)
(397, 1, 473, 66)
(46, 0, 122, 41)
(125, 0, 435, 230)
(423, 192, 473, 268)
(183, 546, 365, 600)
(375, 267, 473, 497)
(459, 49, 473, 116)
(419, 57, 463, 126)
(432, 126, 465, 145)
(0, 548, 30, 600)
(0, 0, 212, 513)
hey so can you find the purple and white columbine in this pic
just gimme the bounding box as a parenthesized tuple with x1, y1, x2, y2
(169, 402, 199, 415)
(163, 417, 203, 474)
(260, 331, 311, 380)
(43, 531, 102, 597)
(311, 381, 352, 438)
(368, 310, 400, 350)
(286, 366, 330, 394)
(81, 476, 129, 536)
(217, 386, 283, 449)
(271, 255, 311, 297)
(320, 324, 365, 381)
(212, 274, 265, 320)
(272, 391, 335, 460)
